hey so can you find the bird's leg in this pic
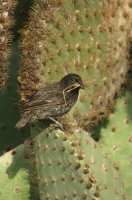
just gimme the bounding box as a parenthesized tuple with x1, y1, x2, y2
(48, 117, 64, 131)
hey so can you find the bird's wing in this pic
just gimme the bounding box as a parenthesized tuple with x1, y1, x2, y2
(23, 84, 64, 111)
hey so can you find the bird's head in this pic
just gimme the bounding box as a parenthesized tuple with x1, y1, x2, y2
(60, 74, 85, 91)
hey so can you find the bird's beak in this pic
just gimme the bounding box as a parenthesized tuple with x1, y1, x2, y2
(69, 80, 85, 91)
(78, 80, 85, 89)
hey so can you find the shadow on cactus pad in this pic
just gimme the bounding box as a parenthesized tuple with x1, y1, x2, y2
(0, 43, 29, 155)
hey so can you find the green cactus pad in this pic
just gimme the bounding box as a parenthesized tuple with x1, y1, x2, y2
(0, 143, 31, 200)
(0, 137, 40, 200)
(31, 124, 126, 200)
(100, 91, 132, 199)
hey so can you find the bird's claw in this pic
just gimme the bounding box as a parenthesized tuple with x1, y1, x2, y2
(50, 123, 64, 131)
(48, 117, 65, 131)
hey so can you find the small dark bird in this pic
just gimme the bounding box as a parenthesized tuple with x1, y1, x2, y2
(15, 73, 85, 129)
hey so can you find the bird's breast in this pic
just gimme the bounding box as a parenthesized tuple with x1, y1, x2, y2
(65, 89, 79, 108)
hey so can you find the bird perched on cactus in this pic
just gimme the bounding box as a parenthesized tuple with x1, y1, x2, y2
(16, 73, 85, 129)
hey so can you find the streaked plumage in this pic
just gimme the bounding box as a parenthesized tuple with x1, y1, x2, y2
(15, 73, 84, 129)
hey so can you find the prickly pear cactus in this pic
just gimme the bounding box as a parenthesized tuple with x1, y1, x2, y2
(31, 125, 126, 200)
(0, 0, 131, 200)
(16, 0, 131, 199)
(80, 0, 132, 130)
(100, 91, 132, 199)
(0, 142, 31, 200)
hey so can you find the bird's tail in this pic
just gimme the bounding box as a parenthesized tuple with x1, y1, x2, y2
(15, 112, 32, 129)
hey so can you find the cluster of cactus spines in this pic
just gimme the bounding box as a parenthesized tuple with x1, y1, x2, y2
(0, 0, 15, 89)
(79, 0, 132, 130)
(0, 141, 33, 200)
(18, 0, 131, 131)
(31, 124, 126, 200)
(100, 91, 132, 199)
